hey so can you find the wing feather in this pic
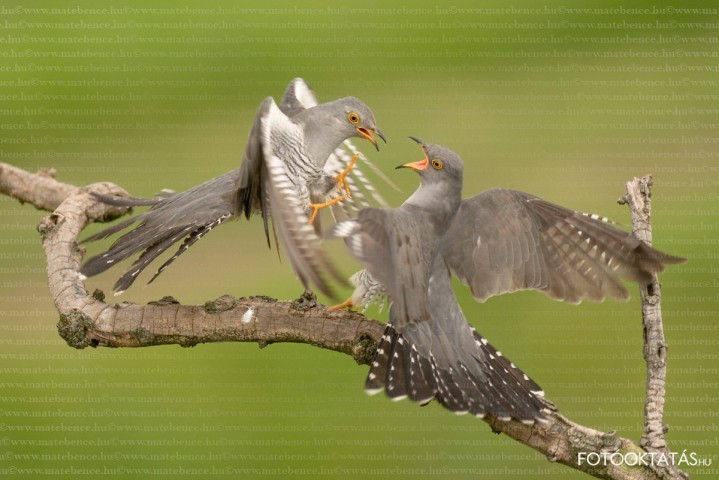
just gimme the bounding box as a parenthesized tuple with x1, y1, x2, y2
(443, 188, 685, 303)
(260, 101, 346, 299)
(81, 99, 274, 290)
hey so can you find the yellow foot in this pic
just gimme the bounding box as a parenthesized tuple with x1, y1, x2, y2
(335, 153, 360, 197)
(328, 298, 355, 311)
(308, 196, 345, 224)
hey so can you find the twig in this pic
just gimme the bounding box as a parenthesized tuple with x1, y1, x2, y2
(620, 176, 687, 479)
(0, 163, 78, 211)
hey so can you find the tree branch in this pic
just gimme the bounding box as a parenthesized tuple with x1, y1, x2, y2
(620, 176, 687, 479)
(0, 163, 79, 212)
(1, 162, 688, 480)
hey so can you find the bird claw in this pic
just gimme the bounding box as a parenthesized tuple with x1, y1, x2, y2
(335, 152, 360, 197)
(308, 196, 345, 224)
(307, 205, 321, 224)
(328, 298, 355, 311)
(308, 153, 361, 224)
(337, 178, 351, 197)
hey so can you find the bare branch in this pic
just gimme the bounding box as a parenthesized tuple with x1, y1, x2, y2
(1, 162, 79, 212)
(620, 176, 689, 479)
(18, 164, 383, 364)
(1, 162, 689, 479)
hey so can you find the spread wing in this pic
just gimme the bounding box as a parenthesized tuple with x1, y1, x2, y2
(80, 99, 275, 293)
(331, 210, 547, 422)
(260, 100, 347, 299)
(442, 188, 686, 304)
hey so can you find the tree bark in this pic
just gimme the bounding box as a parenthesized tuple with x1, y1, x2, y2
(0, 162, 689, 480)
(619, 176, 686, 479)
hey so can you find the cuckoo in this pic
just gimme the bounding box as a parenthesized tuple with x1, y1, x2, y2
(80, 78, 385, 297)
(336, 167, 686, 311)
(329, 138, 685, 422)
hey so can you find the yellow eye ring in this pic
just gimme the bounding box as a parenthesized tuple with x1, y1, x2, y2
(348, 112, 360, 124)
(431, 159, 443, 170)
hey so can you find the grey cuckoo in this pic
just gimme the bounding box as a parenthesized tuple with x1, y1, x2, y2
(328, 138, 685, 423)
(336, 171, 686, 311)
(80, 78, 385, 297)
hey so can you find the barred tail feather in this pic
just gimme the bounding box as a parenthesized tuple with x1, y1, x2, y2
(469, 327, 544, 397)
(81, 216, 146, 246)
(146, 214, 232, 285)
(365, 324, 547, 423)
(365, 324, 436, 405)
(112, 225, 194, 293)
(365, 325, 393, 395)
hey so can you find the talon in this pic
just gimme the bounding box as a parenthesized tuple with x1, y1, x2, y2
(307, 196, 345, 224)
(308, 205, 321, 224)
(335, 153, 360, 197)
(337, 179, 351, 197)
(329, 298, 355, 311)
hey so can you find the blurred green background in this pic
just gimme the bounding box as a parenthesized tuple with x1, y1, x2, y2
(1, 1, 717, 478)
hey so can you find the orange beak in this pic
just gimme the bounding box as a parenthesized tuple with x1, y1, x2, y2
(397, 158, 428, 171)
(356, 127, 386, 151)
(397, 136, 429, 171)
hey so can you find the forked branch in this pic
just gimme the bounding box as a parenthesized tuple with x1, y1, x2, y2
(0, 162, 688, 479)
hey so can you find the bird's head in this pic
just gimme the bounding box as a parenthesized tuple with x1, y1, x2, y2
(397, 136, 464, 187)
(335, 97, 386, 151)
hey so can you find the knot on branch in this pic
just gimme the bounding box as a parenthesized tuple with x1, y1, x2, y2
(148, 295, 180, 306)
(37, 212, 65, 240)
(351, 331, 377, 366)
(601, 430, 622, 453)
(204, 294, 237, 314)
(132, 327, 157, 346)
(291, 291, 317, 311)
(57, 310, 96, 349)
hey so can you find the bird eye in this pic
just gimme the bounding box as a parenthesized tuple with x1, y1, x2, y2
(348, 112, 360, 124)
(431, 159, 443, 170)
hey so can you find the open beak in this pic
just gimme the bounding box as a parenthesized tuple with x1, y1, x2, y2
(356, 127, 386, 151)
(396, 136, 429, 171)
